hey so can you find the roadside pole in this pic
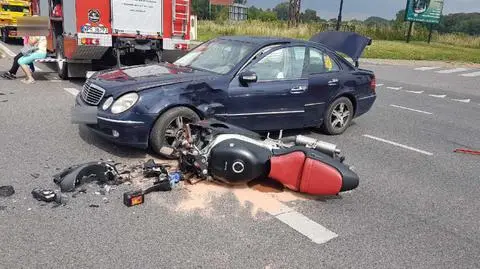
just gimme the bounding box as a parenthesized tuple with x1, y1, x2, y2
(427, 23, 433, 44)
(406, 21, 413, 43)
(336, 0, 344, 31)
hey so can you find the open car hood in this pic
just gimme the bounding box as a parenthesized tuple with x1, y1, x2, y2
(309, 31, 372, 62)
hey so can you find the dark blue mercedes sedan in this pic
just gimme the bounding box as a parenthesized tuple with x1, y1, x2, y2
(73, 32, 377, 158)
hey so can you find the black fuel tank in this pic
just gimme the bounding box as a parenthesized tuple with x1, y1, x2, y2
(208, 138, 271, 185)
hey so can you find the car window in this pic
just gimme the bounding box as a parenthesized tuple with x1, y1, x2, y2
(309, 48, 340, 74)
(247, 46, 306, 81)
(174, 39, 255, 74)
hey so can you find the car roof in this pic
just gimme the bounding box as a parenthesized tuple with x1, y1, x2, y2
(217, 35, 328, 49)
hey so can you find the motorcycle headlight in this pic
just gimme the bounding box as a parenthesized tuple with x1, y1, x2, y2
(110, 93, 139, 114)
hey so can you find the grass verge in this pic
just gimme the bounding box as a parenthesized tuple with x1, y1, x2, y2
(197, 20, 480, 64)
(364, 41, 480, 64)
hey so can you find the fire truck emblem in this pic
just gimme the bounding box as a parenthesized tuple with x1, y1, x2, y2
(88, 9, 100, 23)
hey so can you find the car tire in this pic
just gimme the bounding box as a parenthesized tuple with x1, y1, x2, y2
(322, 97, 354, 135)
(150, 107, 201, 159)
(1, 28, 8, 43)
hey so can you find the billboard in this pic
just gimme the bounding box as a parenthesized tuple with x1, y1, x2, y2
(405, 0, 444, 24)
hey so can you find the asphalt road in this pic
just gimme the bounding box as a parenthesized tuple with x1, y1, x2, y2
(1, 42, 479, 269)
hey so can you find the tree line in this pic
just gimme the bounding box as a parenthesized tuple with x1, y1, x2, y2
(191, 0, 480, 36)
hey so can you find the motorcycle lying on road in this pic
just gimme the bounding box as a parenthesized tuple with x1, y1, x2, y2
(176, 119, 359, 196)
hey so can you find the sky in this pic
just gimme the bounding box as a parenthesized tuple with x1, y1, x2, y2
(246, 0, 480, 20)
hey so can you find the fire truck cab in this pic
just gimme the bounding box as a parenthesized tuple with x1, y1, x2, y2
(36, 0, 192, 79)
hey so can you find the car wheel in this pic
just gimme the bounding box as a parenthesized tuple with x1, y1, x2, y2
(150, 107, 201, 159)
(323, 97, 354, 135)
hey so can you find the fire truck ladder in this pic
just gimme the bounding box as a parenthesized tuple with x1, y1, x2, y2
(172, 0, 189, 37)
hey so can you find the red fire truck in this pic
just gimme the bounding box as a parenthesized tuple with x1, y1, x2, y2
(33, 0, 192, 79)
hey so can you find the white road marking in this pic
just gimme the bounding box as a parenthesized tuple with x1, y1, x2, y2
(460, 71, 480, 77)
(414, 66, 440, 71)
(376, 83, 384, 87)
(273, 208, 338, 245)
(406, 90, 424, 94)
(64, 88, 79, 96)
(429, 94, 447, 98)
(390, 104, 433, 115)
(451, 98, 471, 103)
(386, 86, 402, 90)
(363, 135, 434, 156)
(0, 42, 16, 57)
(435, 68, 469, 74)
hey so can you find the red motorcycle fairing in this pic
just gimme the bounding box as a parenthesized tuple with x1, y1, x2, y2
(268, 147, 359, 196)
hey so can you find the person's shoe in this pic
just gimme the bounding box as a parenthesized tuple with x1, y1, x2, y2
(21, 78, 35, 84)
(1, 72, 16, 79)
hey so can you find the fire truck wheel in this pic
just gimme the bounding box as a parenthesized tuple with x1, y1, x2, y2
(1, 28, 8, 43)
(56, 36, 68, 80)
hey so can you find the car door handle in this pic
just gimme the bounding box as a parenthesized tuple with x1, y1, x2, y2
(328, 78, 339, 86)
(290, 85, 307, 94)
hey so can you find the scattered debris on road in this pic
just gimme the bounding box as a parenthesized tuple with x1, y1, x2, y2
(30, 173, 40, 179)
(454, 148, 480, 155)
(0, 186, 15, 197)
(53, 161, 122, 192)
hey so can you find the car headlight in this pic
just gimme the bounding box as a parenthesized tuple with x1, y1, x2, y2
(102, 97, 114, 110)
(111, 93, 139, 114)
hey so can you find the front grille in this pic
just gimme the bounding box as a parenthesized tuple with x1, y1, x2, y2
(81, 82, 105, 105)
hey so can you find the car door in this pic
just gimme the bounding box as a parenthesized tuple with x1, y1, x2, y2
(223, 45, 309, 131)
(303, 46, 343, 126)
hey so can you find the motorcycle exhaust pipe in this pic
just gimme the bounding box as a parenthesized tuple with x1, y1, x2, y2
(282, 135, 340, 158)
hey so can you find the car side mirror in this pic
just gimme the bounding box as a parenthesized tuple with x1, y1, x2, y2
(239, 71, 257, 86)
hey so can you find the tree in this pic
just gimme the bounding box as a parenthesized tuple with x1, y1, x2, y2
(301, 9, 319, 22)
(364, 16, 390, 26)
(273, 2, 289, 21)
(395, 9, 406, 22)
(191, 0, 210, 19)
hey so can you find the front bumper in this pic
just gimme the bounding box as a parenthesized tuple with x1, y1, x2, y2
(73, 94, 154, 149)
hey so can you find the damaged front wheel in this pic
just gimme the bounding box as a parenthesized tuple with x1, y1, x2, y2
(150, 107, 200, 159)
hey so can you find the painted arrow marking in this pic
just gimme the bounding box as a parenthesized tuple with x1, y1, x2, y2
(429, 94, 447, 98)
(387, 86, 402, 90)
(451, 98, 471, 103)
(406, 90, 424, 94)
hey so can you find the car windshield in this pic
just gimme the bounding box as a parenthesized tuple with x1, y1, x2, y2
(174, 39, 256, 74)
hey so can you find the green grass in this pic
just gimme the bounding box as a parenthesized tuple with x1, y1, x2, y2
(197, 20, 480, 64)
(364, 40, 480, 63)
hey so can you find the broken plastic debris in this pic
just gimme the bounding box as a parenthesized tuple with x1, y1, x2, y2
(0, 186, 15, 197)
(30, 173, 40, 179)
(143, 159, 169, 178)
(53, 161, 120, 192)
(31, 188, 57, 202)
(89, 204, 100, 208)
